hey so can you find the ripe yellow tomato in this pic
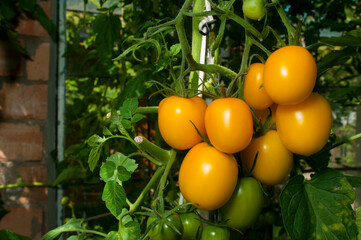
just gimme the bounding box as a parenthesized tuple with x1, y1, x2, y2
(179, 142, 238, 210)
(243, 63, 273, 110)
(205, 98, 253, 154)
(158, 96, 207, 150)
(241, 130, 293, 185)
(276, 93, 332, 156)
(263, 46, 317, 105)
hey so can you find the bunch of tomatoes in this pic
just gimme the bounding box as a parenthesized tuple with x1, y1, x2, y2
(153, 45, 332, 239)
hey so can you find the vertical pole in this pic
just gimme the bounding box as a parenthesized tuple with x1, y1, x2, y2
(57, 0, 67, 232)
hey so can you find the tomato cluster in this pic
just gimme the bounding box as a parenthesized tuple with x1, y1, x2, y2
(156, 45, 332, 236)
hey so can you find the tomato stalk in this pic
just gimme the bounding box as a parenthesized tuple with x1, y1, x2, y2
(235, 33, 252, 99)
(189, 0, 205, 91)
(156, 149, 177, 215)
(134, 136, 172, 165)
(271, 0, 296, 45)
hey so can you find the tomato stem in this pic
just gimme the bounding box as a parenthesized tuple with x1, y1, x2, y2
(271, 0, 296, 45)
(189, 0, 205, 91)
(134, 136, 171, 165)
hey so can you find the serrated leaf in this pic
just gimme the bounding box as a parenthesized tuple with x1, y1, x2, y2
(121, 119, 132, 129)
(87, 134, 105, 147)
(119, 221, 141, 240)
(107, 152, 138, 173)
(117, 166, 131, 181)
(100, 161, 117, 182)
(40, 219, 84, 240)
(102, 180, 126, 218)
(356, 208, 361, 240)
(280, 169, 357, 240)
(103, 126, 113, 136)
(0, 230, 31, 240)
(120, 98, 139, 118)
(54, 166, 86, 185)
(132, 113, 144, 123)
(88, 144, 103, 172)
(105, 231, 120, 240)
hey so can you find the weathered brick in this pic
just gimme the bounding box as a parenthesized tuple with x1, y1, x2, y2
(0, 123, 42, 161)
(0, 83, 48, 120)
(17, 164, 48, 182)
(0, 207, 44, 240)
(15, 1, 53, 38)
(0, 39, 24, 77)
(16, 187, 48, 204)
(26, 42, 50, 81)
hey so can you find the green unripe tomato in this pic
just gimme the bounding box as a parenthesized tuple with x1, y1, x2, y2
(220, 177, 264, 231)
(147, 213, 184, 240)
(201, 225, 230, 240)
(179, 212, 203, 240)
(243, 0, 266, 20)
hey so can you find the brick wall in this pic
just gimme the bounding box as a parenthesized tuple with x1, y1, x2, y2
(0, 0, 56, 239)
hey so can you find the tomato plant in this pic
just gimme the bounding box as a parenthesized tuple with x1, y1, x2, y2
(263, 46, 317, 105)
(201, 225, 230, 240)
(158, 96, 207, 150)
(178, 142, 238, 210)
(205, 98, 253, 154)
(179, 212, 203, 240)
(220, 177, 264, 231)
(242, 0, 266, 21)
(276, 92, 333, 156)
(253, 103, 277, 130)
(241, 130, 293, 185)
(243, 63, 273, 110)
(147, 213, 184, 240)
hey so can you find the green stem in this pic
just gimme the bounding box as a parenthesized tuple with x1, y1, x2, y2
(187, 53, 237, 80)
(189, 0, 205, 90)
(134, 136, 171, 164)
(0, 182, 55, 189)
(136, 106, 158, 114)
(227, 11, 263, 40)
(236, 33, 251, 99)
(272, 0, 295, 44)
(128, 165, 166, 213)
(157, 149, 177, 214)
(74, 230, 107, 238)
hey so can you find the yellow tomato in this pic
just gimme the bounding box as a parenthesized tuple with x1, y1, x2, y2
(158, 96, 207, 150)
(243, 63, 273, 110)
(205, 98, 253, 154)
(241, 130, 293, 185)
(276, 93, 332, 156)
(263, 46, 317, 105)
(179, 142, 238, 210)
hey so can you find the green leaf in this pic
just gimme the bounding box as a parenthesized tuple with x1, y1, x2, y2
(107, 152, 138, 173)
(169, 43, 181, 56)
(103, 126, 113, 136)
(132, 113, 144, 123)
(40, 219, 84, 240)
(0, 230, 31, 240)
(120, 98, 139, 118)
(346, 176, 361, 188)
(33, 4, 56, 40)
(54, 166, 86, 185)
(0, 2, 16, 20)
(18, 0, 36, 12)
(87, 135, 105, 147)
(121, 119, 132, 129)
(117, 166, 131, 181)
(102, 180, 126, 218)
(105, 231, 120, 240)
(100, 161, 117, 181)
(320, 34, 361, 47)
(280, 169, 357, 240)
(119, 221, 141, 240)
(88, 143, 103, 172)
(317, 47, 356, 76)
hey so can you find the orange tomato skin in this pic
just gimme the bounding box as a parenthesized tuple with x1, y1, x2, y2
(243, 63, 273, 110)
(158, 96, 207, 150)
(179, 142, 238, 210)
(241, 130, 293, 185)
(276, 93, 332, 156)
(263, 46, 317, 105)
(205, 98, 253, 154)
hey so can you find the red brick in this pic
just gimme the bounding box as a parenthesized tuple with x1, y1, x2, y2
(15, 1, 52, 38)
(17, 164, 48, 182)
(0, 39, 24, 77)
(26, 42, 50, 81)
(0, 207, 43, 240)
(0, 83, 48, 120)
(16, 187, 48, 204)
(0, 123, 42, 161)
